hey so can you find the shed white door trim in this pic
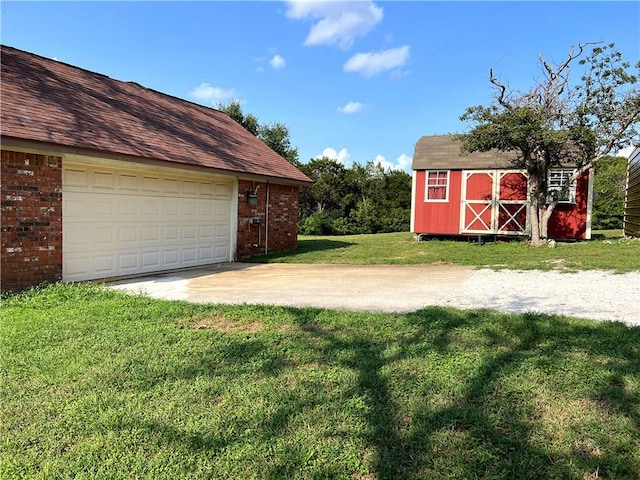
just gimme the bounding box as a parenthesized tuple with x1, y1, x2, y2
(63, 159, 235, 282)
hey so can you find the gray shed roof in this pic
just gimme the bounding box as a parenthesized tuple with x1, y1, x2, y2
(412, 135, 517, 171)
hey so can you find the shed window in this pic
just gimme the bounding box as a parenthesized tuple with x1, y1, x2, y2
(425, 170, 449, 201)
(548, 169, 576, 204)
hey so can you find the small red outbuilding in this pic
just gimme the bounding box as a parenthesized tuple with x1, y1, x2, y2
(410, 135, 593, 240)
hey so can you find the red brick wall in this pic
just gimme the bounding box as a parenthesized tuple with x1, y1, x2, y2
(1, 150, 63, 292)
(266, 183, 300, 253)
(236, 180, 299, 259)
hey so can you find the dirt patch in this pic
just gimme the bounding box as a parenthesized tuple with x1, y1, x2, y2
(188, 315, 264, 333)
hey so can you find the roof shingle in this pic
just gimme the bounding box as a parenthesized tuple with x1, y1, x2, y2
(1, 45, 311, 184)
(412, 135, 580, 171)
(412, 135, 517, 170)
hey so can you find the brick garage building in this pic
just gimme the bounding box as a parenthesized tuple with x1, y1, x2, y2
(1, 45, 311, 292)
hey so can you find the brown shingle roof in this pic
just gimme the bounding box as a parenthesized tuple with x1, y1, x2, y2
(412, 135, 517, 170)
(412, 135, 580, 171)
(1, 45, 311, 184)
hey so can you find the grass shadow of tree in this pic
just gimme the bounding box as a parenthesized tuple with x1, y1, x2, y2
(277, 306, 640, 479)
(65, 296, 640, 479)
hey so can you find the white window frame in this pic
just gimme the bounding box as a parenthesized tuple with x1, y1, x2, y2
(548, 168, 577, 204)
(424, 170, 450, 202)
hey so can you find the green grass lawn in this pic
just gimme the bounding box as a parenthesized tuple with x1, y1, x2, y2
(249, 231, 640, 272)
(2, 284, 639, 479)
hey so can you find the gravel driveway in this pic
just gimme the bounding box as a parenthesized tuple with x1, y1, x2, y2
(436, 268, 639, 326)
(110, 264, 640, 326)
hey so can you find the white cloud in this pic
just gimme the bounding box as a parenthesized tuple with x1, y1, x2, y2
(188, 83, 235, 104)
(270, 54, 286, 70)
(317, 147, 351, 166)
(343, 45, 410, 78)
(337, 101, 364, 114)
(285, 1, 383, 49)
(373, 153, 413, 172)
(396, 153, 413, 171)
(373, 154, 394, 170)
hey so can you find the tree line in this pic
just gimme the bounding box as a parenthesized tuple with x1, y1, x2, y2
(296, 158, 411, 235)
(218, 101, 412, 235)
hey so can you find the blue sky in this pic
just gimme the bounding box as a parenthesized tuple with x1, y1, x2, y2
(2, 1, 639, 172)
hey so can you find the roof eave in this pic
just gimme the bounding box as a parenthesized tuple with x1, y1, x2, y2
(1, 136, 312, 185)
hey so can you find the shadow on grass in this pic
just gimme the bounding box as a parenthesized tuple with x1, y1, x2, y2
(13, 287, 637, 479)
(263, 309, 636, 478)
(141, 306, 639, 479)
(247, 238, 354, 262)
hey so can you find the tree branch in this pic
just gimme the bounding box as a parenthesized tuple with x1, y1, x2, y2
(490, 68, 511, 110)
(571, 101, 640, 181)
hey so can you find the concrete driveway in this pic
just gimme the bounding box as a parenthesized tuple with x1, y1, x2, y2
(108, 263, 640, 325)
(109, 263, 473, 313)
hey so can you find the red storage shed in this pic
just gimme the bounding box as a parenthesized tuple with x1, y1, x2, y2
(411, 135, 593, 240)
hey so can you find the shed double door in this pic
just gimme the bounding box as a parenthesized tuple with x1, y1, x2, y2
(460, 170, 529, 235)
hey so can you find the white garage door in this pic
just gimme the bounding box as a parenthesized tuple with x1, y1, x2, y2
(63, 160, 234, 282)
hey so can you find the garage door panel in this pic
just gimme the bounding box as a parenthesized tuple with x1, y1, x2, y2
(214, 244, 229, 260)
(182, 226, 197, 240)
(93, 171, 116, 189)
(119, 199, 141, 217)
(199, 181, 215, 196)
(63, 162, 232, 282)
(64, 167, 89, 187)
(215, 183, 231, 198)
(162, 203, 179, 217)
(119, 253, 139, 271)
(119, 226, 138, 243)
(94, 255, 116, 275)
(163, 250, 179, 265)
(199, 246, 213, 261)
(142, 200, 160, 217)
(65, 226, 89, 248)
(215, 225, 229, 240)
(141, 226, 159, 242)
(142, 251, 160, 268)
(65, 198, 89, 217)
(182, 202, 198, 216)
(162, 226, 179, 241)
(182, 248, 196, 262)
(182, 180, 198, 195)
(91, 226, 115, 245)
(118, 173, 138, 190)
(199, 202, 214, 216)
(163, 178, 180, 193)
(65, 256, 89, 277)
(199, 225, 214, 240)
(142, 176, 160, 192)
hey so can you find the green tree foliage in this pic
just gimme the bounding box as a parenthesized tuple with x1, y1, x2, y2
(297, 158, 412, 235)
(457, 42, 639, 245)
(218, 101, 298, 165)
(259, 122, 299, 165)
(219, 101, 412, 235)
(219, 100, 259, 136)
(592, 155, 628, 229)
